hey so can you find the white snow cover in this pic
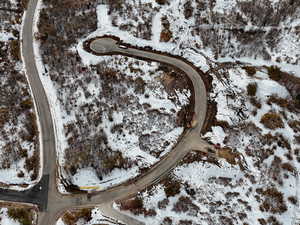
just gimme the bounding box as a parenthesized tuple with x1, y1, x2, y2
(203, 66, 298, 224)
(213, 0, 237, 14)
(0, 31, 14, 42)
(0, 208, 21, 225)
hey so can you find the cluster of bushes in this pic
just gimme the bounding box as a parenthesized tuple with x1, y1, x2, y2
(257, 187, 287, 214)
(260, 112, 284, 129)
(162, 177, 181, 197)
(246, 82, 257, 96)
(119, 196, 156, 217)
(62, 208, 92, 225)
(172, 196, 199, 216)
(155, 0, 168, 4)
(243, 66, 257, 76)
(7, 208, 34, 225)
(268, 66, 282, 81)
(9, 39, 20, 61)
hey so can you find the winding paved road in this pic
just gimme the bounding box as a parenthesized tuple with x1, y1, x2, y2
(0, 1, 213, 224)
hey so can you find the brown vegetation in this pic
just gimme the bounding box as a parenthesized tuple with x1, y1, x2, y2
(243, 66, 256, 76)
(8, 208, 34, 225)
(267, 66, 282, 81)
(257, 187, 287, 214)
(218, 148, 240, 165)
(155, 0, 168, 4)
(250, 97, 262, 108)
(160, 29, 172, 42)
(62, 208, 92, 225)
(10, 40, 20, 61)
(0, 4, 40, 185)
(247, 82, 257, 96)
(260, 112, 284, 129)
(119, 196, 156, 217)
(162, 177, 181, 197)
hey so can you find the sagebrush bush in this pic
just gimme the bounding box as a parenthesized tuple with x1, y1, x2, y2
(247, 83, 257, 96)
(8, 208, 33, 225)
(268, 66, 282, 81)
(10, 40, 20, 61)
(156, 0, 168, 4)
(163, 178, 181, 197)
(258, 187, 287, 214)
(160, 29, 172, 42)
(62, 208, 92, 225)
(243, 66, 256, 76)
(260, 112, 284, 129)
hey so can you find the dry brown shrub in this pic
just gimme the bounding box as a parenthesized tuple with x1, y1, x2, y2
(267, 95, 289, 108)
(162, 177, 181, 197)
(281, 162, 296, 173)
(172, 196, 199, 216)
(20, 0, 29, 10)
(120, 196, 156, 217)
(288, 120, 300, 132)
(62, 208, 92, 225)
(184, 1, 193, 19)
(243, 66, 256, 76)
(260, 112, 284, 129)
(24, 149, 39, 181)
(268, 66, 282, 81)
(250, 97, 262, 108)
(10, 40, 20, 61)
(158, 198, 169, 209)
(218, 148, 240, 165)
(214, 120, 230, 129)
(20, 99, 33, 110)
(160, 29, 172, 42)
(267, 216, 282, 225)
(119, 197, 143, 211)
(247, 83, 257, 96)
(258, 187, 287, 214)
(162, 217, 173, 225)
(258, 218, 266, 225)
(287, 196, 297, 205)
(155, 0, 168, 4)
(8, 208, 34, 225)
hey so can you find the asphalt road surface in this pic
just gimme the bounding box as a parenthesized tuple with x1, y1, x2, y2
(0, 0, 213, 224)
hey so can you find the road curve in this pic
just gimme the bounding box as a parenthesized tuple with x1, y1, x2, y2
(21, 0, 210, 224)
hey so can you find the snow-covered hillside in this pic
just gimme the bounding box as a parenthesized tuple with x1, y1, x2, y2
(34, 0, 193, 192)
(101, 0, 300, 68)
(118, 64, 300, 225)
(31, 0, 300, 223)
